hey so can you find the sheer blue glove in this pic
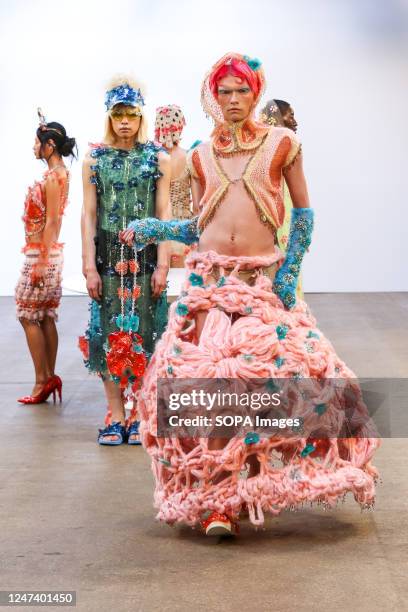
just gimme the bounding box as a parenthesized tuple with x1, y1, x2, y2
(126, 217, 200, 251)
(273, 208, 314, 309)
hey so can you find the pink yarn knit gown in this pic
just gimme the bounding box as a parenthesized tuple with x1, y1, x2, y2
(136, 249, 380, 527)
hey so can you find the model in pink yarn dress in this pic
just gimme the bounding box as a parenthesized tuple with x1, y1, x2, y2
(128, 53, 380, 534)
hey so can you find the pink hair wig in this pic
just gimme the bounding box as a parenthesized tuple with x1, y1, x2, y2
(209, 57, 262, 98)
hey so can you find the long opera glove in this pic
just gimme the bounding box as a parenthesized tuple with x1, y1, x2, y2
(273, 208, 314, 309)
(126, 217, 200, 251)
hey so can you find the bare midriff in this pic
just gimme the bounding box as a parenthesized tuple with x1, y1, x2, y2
(198, 151, 277, 257)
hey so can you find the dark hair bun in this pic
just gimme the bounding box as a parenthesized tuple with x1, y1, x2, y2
(36, 121, 77, 159)
(60, 137, 77, 158)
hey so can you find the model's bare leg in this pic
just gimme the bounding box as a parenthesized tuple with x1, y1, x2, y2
(40, 315, 58, 378)
(19, 319, 49, 395)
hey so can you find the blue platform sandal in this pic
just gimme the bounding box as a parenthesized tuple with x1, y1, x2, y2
(98, 421, 127, 446)
(127, 420, 142, 446)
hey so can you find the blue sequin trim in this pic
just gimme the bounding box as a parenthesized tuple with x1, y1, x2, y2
(273, 208, 314, 309)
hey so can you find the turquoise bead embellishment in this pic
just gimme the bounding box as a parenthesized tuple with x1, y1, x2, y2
(300, 443, 315, 458)
(276, 324, 289, 340)
(275, 357, 285, 368)
(266, 379, 279, 392)
(189, 272, 204, 287)
(116, 314, 139, 332)
(314, 403, 327, 416)
(244, 432, 260, 445)
(129, 314, 140, 332)
(243, 55, 262, 71)
(176, 302, 189, 316)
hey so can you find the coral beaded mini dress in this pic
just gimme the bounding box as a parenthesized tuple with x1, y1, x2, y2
(15, 167, 69, 322)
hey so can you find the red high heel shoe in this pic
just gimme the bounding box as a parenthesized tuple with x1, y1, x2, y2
(17, 375, 62, 405)
(45, 375, 63, 403)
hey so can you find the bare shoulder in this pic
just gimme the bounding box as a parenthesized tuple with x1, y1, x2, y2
(45, 170, 58, 182)
(83, 147, 100, 169)
(83, 142, 110, 166)
(44, 171, 64, 200)
(44, 170, 64, 188)
(158, 149, 170, 162)
(158, 149, 171, 169)
(174, 146, 187, 161)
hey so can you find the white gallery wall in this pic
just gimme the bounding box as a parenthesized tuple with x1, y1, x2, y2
(0, 0, 407, 295)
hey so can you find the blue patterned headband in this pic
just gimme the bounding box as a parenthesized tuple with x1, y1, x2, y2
(105, 83, 145, 111)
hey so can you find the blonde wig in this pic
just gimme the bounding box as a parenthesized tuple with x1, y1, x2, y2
(103, 74, 148, 145)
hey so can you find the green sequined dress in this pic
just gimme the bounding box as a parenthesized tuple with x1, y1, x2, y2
(82, 142, 168, 376)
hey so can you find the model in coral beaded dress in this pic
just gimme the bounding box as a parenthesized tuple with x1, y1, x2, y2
(16, 111, 75, 404)
(121, 53, 380, 536)
(155, 105, 192, 268)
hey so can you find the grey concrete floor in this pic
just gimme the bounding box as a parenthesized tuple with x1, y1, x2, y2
(0, 294, 407, 612)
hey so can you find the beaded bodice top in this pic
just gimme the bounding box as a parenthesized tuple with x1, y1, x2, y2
(89, 141, 163, 283)
(187, 125, 300, 232)
(169, 166, 191, 220)
(23, 167, 69, 238)
(89, 141, 162, 231)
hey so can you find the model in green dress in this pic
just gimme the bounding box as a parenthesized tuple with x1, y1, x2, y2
(81, 76, 171, 445)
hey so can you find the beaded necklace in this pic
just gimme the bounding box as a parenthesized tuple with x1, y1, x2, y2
(105, 153, 147, 389)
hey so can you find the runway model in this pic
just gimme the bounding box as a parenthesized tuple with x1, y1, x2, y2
(121, 53, 379, 535)
(80, 76, 171, 445)
(260, 98, 303, 299)
(155, 105, 192, 268)
(16, 110, 75, 404)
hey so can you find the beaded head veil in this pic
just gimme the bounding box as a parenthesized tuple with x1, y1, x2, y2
(201, 52, 269, 153)
(155, 105, 186, 148)
(259, 99, 284, 127)
(201, 52, 266, 124)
